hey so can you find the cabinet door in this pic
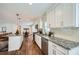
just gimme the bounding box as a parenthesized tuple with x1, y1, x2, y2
(47, 9, 55, 28)
(35, 34, 38, 45)
(48, 48, 56, 55)
(35, 34, 41, 49)
(47, 11, 50, 26)
(48, 41, 56, 55)
(54, 4, 63, 27)
(37, 36, 41, 49)
(63, 4, 76, 27)
(48, 41, 67, 55)
(48, 41, 52, 54)
(50, 10, 55, 28)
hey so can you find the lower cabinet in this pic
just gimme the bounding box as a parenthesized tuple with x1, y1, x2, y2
(35, 34, 48, 55)
(56, 50, 65, 55)
(35, 34, 67, 55)
(48, 41, 56, 55)
(34, 34, 79, 55)
(8, 36, 23, 51)
(48, 41, 68, 55)
(35, 34, 41, 49)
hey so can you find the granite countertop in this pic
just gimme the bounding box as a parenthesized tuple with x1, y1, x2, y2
(36, 33, 79, 50)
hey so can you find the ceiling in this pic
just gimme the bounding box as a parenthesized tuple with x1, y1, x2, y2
(0, 3, 52, 23)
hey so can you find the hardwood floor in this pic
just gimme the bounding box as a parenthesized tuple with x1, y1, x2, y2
(0, 35, 43, 55)
(26, 36, 43, 55)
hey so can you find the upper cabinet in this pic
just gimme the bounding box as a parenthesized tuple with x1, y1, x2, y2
(36, 3, 78, 28)
(54, 4, 63, 27)
(63, 4, 76, 27)
(47, 8, 55, 28)
(46, 3, 76, 28)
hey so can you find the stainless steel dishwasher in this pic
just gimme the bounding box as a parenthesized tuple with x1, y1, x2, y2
(41, 37, 48, 55)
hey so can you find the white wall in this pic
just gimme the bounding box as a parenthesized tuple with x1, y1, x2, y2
(0, 20, 33, 34)
(0, 23, 17, 33)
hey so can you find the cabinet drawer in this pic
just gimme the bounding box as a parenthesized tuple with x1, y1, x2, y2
(48, 41, 68, 55)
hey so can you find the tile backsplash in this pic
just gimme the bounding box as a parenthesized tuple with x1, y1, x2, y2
(50, 27, 79, 42)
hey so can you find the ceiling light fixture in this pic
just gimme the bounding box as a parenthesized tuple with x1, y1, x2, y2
(16, 13, 21, 26)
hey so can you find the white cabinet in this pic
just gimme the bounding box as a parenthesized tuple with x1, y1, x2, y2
(35, 34, 38, 45)
(35, 34, 41, 49)
(48, 41, 57, 55)
(47, 11, 51, 27)
(48, 40, 54, 55)
(48, 39, 79, 55)
(54, 4, 63, 27)
(8, 36, 23, 51)
(63, 4, 76, 27)
(46, 4, 76, 28)
(56, 50, 65, 55)
(47, 9, 55, 28)
(54, 4, 76, 27)
(46, 4, 63, 28)
(50, 10, 55, 28)
(48, 41, 68, 55)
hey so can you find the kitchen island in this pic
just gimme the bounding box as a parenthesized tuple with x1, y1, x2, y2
(7, 34, 23, 51)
